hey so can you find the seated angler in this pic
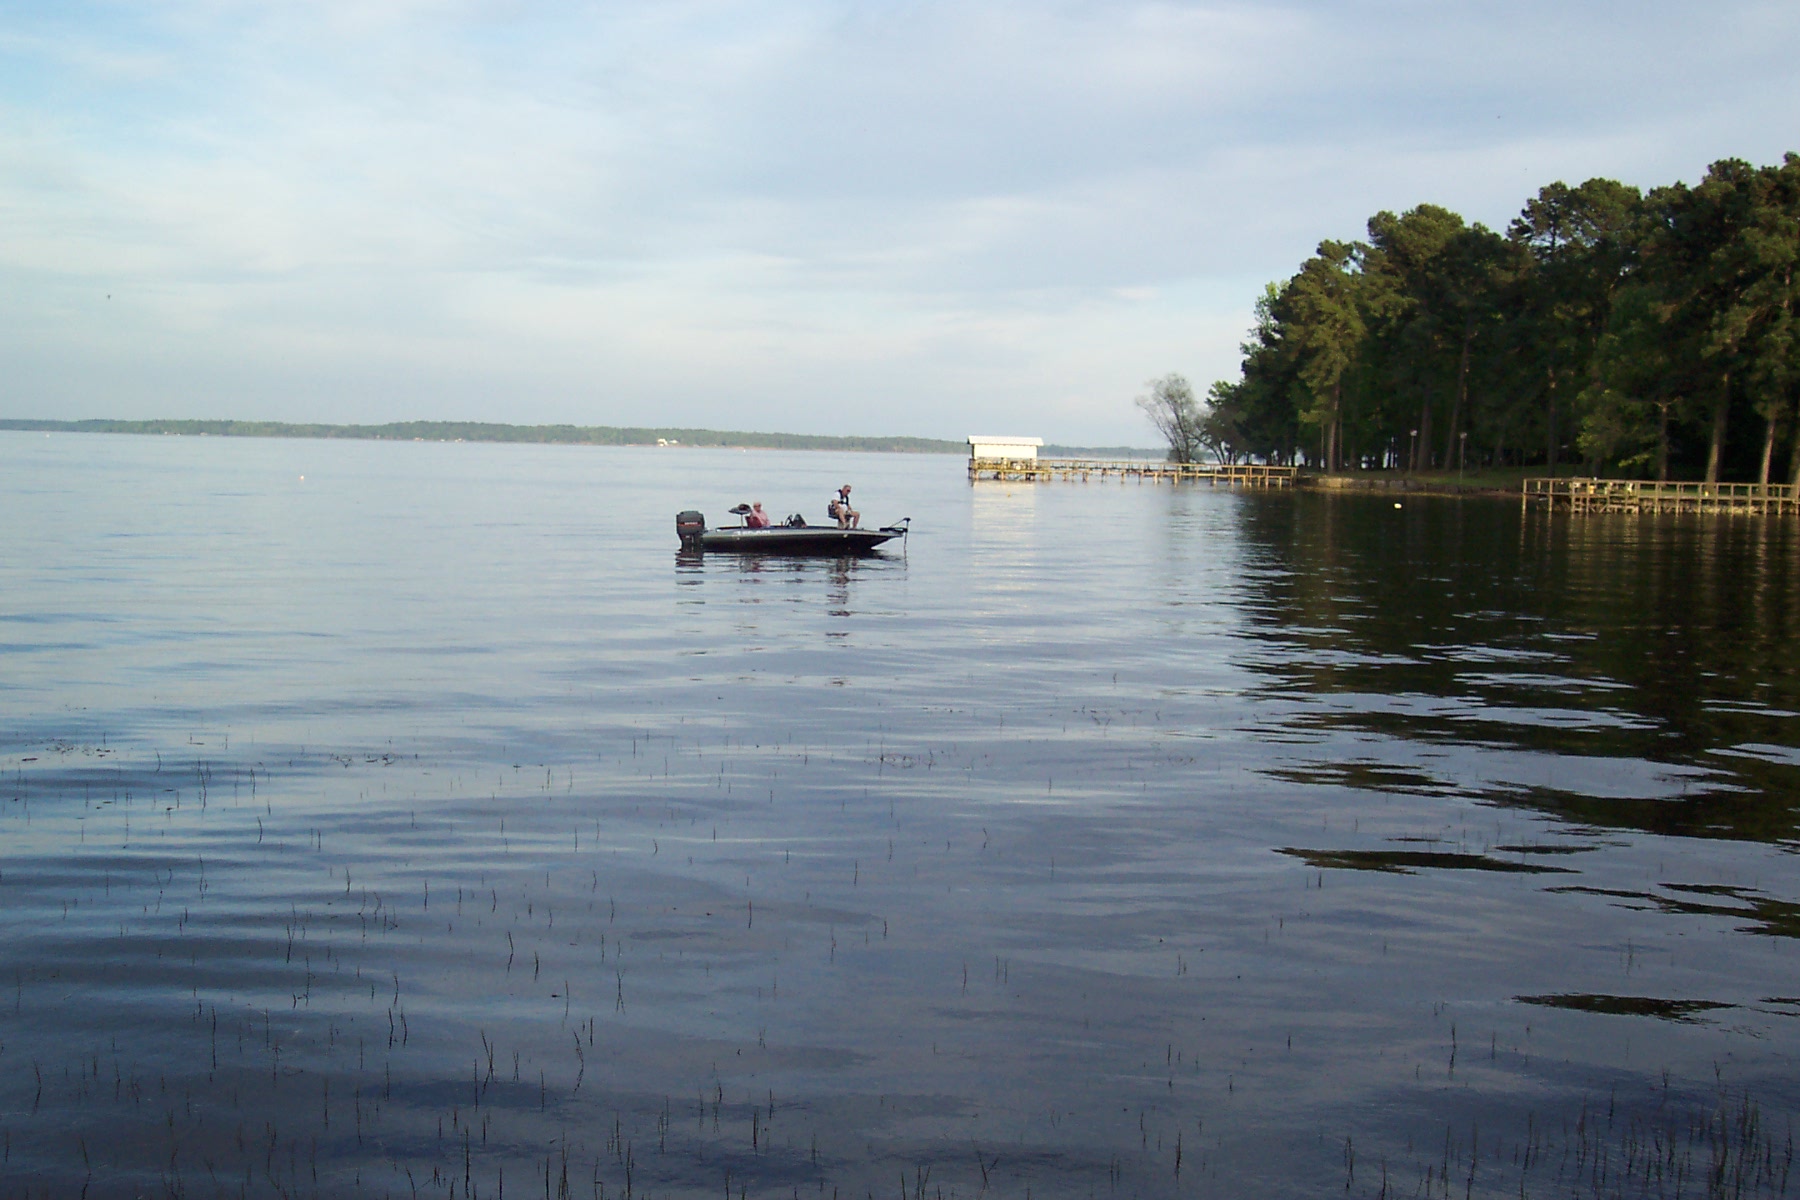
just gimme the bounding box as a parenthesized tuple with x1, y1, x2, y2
(830, 484, 860, 529)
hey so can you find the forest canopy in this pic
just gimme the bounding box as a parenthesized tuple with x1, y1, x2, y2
(1202, 153, 1800, 483)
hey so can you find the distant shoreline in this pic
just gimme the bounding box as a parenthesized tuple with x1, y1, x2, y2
(0, 418, 1154, 459)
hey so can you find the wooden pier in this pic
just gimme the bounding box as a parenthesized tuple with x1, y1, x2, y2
(969, 458, 1298, 486)
(1524, 477, 1800, 515)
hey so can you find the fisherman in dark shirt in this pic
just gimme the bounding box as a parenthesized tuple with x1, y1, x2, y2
(746, 502, 771, 528)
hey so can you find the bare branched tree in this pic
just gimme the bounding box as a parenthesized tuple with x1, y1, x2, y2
(1135, 373, 1203, 463)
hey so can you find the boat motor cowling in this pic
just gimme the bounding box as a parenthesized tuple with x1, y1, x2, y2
(676, 510, 706, 545)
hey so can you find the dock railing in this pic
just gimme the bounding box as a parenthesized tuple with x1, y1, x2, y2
(1524, 477, 1800, 514)
(970, 458, 1298, 486)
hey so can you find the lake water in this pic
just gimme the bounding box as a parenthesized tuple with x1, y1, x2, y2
(2, 430, 1796, 1199)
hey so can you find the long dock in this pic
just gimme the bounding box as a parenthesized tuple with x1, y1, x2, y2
(1524, 477, 1800, 514)
(969, 458, 1298, 485)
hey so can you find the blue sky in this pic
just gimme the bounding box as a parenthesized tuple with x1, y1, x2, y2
(3, 1, 1797, 444)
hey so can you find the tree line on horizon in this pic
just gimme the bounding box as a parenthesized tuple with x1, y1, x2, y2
(0, 418, 968, 455)
(0, 418, 1162, 458)
(1158, 153, 1800, 483)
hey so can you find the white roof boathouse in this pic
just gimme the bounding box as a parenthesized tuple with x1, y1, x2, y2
(967, 435, 1045, 480)
(967, 435, 1043, 461)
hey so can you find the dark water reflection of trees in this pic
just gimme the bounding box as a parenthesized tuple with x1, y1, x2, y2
(1231, 492, 1800, 844)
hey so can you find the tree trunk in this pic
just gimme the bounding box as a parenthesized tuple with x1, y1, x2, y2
(1787, 289, 1800, 487)
(1759, 413, 1777, 488)
(1656, 401, 1671, 483)
(1788, 390, 1800, 487)
(1330, 380, 1343, 473)
(1544, 369, 1558, 477)
(1704, 372, 1730, 484)
(1444, 323, 1473, 467)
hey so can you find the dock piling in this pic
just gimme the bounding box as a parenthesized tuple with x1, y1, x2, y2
(1523, 477, 1799, 515)
(968, 458, 1297, 487)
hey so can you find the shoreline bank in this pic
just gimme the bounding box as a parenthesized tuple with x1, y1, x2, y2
(1303, 472, 1519, 498)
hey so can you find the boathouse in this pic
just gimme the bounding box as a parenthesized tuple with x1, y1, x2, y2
(967, 435, 1043, 464)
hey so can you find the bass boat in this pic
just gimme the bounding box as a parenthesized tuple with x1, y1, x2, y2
(676, 511, 909, 555)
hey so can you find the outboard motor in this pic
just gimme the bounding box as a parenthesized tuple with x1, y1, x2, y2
(675, 510, 706, 546)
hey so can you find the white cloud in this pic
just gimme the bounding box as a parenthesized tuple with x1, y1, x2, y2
(1, 0, 1796, 443)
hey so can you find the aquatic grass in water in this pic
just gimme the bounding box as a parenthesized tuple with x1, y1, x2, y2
(0, 432, 1797, 1196)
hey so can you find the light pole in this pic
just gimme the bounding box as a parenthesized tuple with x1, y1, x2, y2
(1408, 429, 1418, 474)
(1459, 431, 1468, 479)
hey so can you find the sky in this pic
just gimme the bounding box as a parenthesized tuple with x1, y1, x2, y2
(3, 2, 1797, 445)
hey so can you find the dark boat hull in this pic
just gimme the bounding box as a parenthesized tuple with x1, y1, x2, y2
(692, 526, 905, 555)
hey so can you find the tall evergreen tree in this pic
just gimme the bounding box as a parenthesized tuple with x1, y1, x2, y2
(1362, 205, 1468, 470)
(1509, 178, 1642, 473)
(1285, 241, 1367, 472)
(1198, 153, 1797, 482)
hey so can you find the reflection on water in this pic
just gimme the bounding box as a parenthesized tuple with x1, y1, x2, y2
(967, 482, 1039, 620)
(1234, 493, 1800, 843)
(677, 550, 903, 637)
(1545, 882, 1800, 938)
(1, 436, 1797, 1198)
(1277, 846, 1576, 875)
(1515, 994, 1735, 1022)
